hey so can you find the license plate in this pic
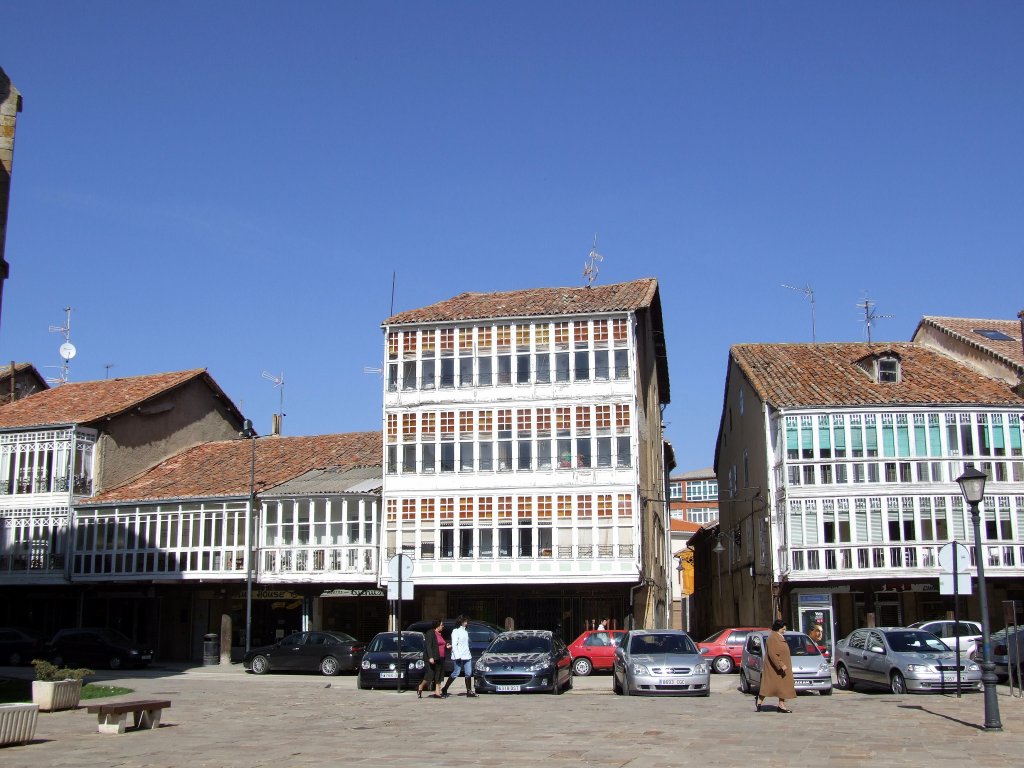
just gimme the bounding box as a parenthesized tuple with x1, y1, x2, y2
(380, 672, 401, 679)
(659, 679, 686, 686)
(496, 684, 521, 692)
(141, 654, 152, 660)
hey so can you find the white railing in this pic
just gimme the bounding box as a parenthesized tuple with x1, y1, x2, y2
(261, 545, 378, 577)
(786, 542, 1023, 577)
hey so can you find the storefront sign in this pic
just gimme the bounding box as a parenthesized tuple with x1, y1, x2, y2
(321, 588, 385, 598)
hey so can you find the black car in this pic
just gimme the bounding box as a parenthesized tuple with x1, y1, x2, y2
(0, 627, 44, 666)
(243, 630, 365, 676)
(406, 619, 505, 663)
(474, 629, 573, 694)
(357, 631, 426, 690)
(48, 628, 153, 670)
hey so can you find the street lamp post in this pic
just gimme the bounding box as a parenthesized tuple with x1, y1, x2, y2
(956, 466, 1002, 731)
(241, 420, 257, 654)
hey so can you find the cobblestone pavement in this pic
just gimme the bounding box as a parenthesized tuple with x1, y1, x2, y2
(1, 663, 1021, 767)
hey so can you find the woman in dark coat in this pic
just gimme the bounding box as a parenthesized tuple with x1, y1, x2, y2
(756, 619, 796, 713)
(417, 618, 448, 699)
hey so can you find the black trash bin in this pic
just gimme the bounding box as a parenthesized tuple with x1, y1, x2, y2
(203, 633, 219, 665)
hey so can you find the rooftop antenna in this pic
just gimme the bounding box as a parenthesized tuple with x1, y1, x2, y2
(583, 234, 603, 287)
(46, 306, 75, 385)
(781, 283, 816, 342)
(104, 363, 115, 379)
(856, 297, 894, 343)
(261, 371, 285, 434)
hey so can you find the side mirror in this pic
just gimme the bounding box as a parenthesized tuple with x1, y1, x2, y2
(869, 645, 885, 654)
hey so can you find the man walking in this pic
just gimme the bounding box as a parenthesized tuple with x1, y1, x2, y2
(441, 615, 476, 698)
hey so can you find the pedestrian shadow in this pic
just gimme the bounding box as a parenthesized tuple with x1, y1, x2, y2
(897, 704, 983, 731)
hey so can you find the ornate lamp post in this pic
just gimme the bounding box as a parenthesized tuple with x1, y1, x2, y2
(241, 419, 257, 653)
(956, 466, 1002, 731)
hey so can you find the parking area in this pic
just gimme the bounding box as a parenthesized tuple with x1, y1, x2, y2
(1, 664, 1022, 767)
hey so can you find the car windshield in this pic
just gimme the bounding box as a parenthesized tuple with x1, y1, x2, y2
(785, 634, 822, 657)
(885, 631, 948, 653)
(98, 629, 134, 644)
(702, 629, 726, 644)
(488, 636, 551, 654)
(327, 632, 357, 643)
(629, 634, 697, 655)
(368, 634, 425, 653)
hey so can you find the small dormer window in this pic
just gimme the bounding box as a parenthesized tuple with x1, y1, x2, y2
(878, 357, 900, 383)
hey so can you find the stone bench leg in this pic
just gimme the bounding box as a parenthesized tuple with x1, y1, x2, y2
(97, 712, 129, 735)
(134, 708, 163, 729)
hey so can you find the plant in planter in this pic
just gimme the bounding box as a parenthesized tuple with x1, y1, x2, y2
(31, 659, 92, 712)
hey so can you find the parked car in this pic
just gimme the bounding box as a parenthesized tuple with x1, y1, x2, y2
(0, 627, 45, 666)
(612, 629, 710, 696)
(406, 619, 505, 663)
(357, 631, 426, 690)
(697, 627, 768, 674)
(991, 626, 1024, 681)
(47, 627, 153, 670)
(907, 619, 982, 659)
(834, 627, 982, 694)
(474, 629, 573, 694)
(243, 630, 364, 676)
(566, 629, 626, 676)
(739, 630, 832, 696)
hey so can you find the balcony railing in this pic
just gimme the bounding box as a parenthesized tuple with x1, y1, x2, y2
(261, 545, 377, 576)
(787, 542, 1023, 576)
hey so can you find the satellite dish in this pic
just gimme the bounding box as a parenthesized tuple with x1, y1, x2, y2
(59, 342, 77, 361)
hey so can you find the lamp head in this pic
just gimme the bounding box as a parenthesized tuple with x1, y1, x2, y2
(956, 465, 987, 505)
(712, 539, 725, 554)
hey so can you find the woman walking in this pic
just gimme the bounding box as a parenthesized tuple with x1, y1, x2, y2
(756, 619, 796, 713)
(418, 618, 448, 699)
(441, 615, 476, 698)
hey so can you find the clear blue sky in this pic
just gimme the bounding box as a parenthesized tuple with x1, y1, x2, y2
(2, 2, 1021, 471)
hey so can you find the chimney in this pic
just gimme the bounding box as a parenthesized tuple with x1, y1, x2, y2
(271, 413, 282, 436)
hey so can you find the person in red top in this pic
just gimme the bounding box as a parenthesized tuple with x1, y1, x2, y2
(418, 618, 449, 699)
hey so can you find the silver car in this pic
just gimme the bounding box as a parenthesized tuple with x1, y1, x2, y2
(739, 631, 833, 696)
(612, 629, 710, 696)
(907, 619, 982, 659)
(990, 626, 1024, 682)
(835, 627, 982, 694)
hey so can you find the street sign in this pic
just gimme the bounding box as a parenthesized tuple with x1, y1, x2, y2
(938, 542, 971, 573)
(940, 573, 972, 595)
(387, 553, 414, 581)
(387, 581, 414, 600)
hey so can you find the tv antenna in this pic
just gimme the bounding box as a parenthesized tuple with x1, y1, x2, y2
(104, 364, 115, 379)
(856, 298, 894, 343)
(583, 234, 603, 287)
(781, 283, 816, 342)
(47, 306, 76, 385)
(261, 371, 285, 434)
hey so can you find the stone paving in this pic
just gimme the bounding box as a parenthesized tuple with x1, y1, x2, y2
(1, 663, 1021, 767)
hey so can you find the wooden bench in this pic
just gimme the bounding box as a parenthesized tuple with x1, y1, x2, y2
(86, 699, 171, 735)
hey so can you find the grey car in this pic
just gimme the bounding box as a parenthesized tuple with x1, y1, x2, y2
(990, 626, 1024, 682)
(835, 627, 982, 694)
(739, 631, 832, 696)
(612, 629, 710, 696)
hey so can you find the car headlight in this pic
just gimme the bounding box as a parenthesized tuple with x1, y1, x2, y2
(631, 663, 650, 676)
(967, 663, 980, 672)
(128, 650, 140, 656)
(906, 664, 933, 672)
(818, 663, 830, 674)
(414, 660, 424, 670)
(360, 659, 371, 670)
(476, 661, 491, 673)
(526, 661, 550, 673)
(694, 662, 710, 675)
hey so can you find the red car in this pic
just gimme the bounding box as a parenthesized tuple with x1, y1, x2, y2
(566, 629, 626, 676)
(698, 627, 768, 673)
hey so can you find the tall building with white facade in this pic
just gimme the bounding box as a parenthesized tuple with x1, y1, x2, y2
(380, 279, 671, 635)
(705, 338, 1024, 654)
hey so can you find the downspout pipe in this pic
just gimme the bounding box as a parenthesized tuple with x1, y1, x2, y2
(629, 577, 655, 629)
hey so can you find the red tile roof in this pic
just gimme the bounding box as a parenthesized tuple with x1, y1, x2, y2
(88, 431, 382, 504)
(915, 316, 1024, 372)
(0, 369, 226, 428)
(384, 278, 660, 325)
(732, 343, 1024, 408)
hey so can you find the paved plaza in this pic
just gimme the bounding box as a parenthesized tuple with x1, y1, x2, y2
(1, 663, 1021, 767)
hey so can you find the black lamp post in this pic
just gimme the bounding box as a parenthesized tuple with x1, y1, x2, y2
(956, 465, 1002, 731)
(241, 419, 257, 654)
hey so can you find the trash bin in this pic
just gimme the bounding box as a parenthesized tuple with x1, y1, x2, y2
(203, 633, 219, 666)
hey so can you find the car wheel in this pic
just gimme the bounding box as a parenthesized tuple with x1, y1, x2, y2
(821, 687, 833, 696)
(738, 670, 750, 694)
(567, 673, 573, 691)
(250, 655, 270, 675)
(573, 657, 592, 676)
(713, 655, 734, 674)
(109, 656, 123, 670)
(8, 651, 23, 666)
(612, 672, 622, 695)
(356, 673, 364, 689)
(890, 670, 907, 695)
(621, 675, 631, 696)
(320, 656, 340, 676)
(551, 673, 562, 695)
(835, 664, 854, 691)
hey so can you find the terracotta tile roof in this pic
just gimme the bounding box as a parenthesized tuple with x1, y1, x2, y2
(915, 316, 1024, 372)
(0, 369, 217, 428)
(383, 278, 660, 325)
(671, 518, 703, 533)
(732, 342, 1024, 408)
(671, 467, 715, 481)
(87, 431, 382, 504)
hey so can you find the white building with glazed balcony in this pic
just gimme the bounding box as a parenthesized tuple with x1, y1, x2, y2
(380, 279, 672, 635)
(709, 337, 1024, 652)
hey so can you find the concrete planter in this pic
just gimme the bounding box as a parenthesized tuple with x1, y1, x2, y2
(31, 679, 82, 712)
(0, 703, 39, 746)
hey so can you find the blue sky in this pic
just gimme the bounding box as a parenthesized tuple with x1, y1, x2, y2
(1, 2, 1021, 471)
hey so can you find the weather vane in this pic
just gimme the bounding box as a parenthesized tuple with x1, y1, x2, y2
(583, 234, 604, 287)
